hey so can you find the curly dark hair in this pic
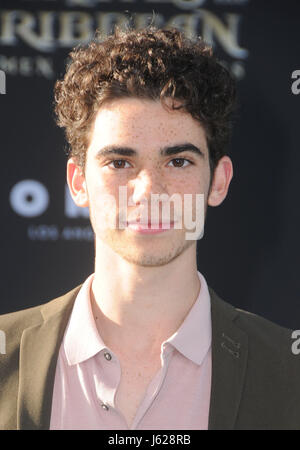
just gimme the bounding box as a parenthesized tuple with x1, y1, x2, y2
(53, 25, 237, 175)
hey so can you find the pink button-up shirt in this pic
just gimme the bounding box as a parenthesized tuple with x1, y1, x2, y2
(50, 271, 212, 430)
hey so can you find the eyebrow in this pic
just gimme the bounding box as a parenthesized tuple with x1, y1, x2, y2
(95, 143, 205, 159)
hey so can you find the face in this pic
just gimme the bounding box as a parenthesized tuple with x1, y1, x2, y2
(67, 97, 233, 267)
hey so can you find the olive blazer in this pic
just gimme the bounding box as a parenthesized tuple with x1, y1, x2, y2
(0, 286, 299, 430)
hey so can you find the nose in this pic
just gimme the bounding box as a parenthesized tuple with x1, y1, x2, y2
(130, 169, 166, 206)
(126, 170, 180, 225)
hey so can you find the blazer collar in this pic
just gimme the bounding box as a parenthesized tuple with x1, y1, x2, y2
(17, 286, 81, 430)
(208, 287, 249, 430)
(17, 284, 248, 430)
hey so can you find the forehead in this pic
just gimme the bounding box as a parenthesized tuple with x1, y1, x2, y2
(90, 97, 208, 150)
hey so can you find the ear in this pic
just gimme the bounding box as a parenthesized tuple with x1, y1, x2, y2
(66, 158, 89, 208)
(208, 156, 233, 207)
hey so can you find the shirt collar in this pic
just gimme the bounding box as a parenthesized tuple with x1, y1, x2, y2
(64, 273, 105, 365)
(162, 271, 212, 366)
(64, 271, 211, 367)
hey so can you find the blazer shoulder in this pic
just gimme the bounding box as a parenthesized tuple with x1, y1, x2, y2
(209, 286, 293, 351)
(0, 303, 44, 335)
(0, 285, 80, 323)
(0, 285, 81, 430)
(0, 285, 81, 351)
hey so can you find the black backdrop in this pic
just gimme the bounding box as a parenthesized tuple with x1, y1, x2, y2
(1, 0, 299, 330)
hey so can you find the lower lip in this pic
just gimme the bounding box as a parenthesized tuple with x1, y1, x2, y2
(127, 223, 175, 234)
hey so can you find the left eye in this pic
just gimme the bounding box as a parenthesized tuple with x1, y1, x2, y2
(168, 158, 193, 168)
(107, 160, 131, 169)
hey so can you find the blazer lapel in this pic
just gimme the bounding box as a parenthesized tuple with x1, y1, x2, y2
(17, 286, 81, 429)
(208, 288, 249, 430)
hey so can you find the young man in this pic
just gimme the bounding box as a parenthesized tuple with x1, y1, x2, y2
(1, 26, 300, 430)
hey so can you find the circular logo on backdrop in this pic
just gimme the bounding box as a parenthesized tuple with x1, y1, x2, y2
(9, 179, 93, 242)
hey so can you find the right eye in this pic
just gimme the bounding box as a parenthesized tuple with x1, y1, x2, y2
(107, 159, 132, 169)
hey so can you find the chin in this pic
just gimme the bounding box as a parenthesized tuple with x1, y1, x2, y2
(111, 235, 194, 267)
(119, 253, 178, 267)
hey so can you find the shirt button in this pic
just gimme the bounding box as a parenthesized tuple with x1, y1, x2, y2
(101, 403, 109, 411)
(104, 352, 112, 361)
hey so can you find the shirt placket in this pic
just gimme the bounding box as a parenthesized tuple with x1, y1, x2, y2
(131, 346, 174, 430)
(92, 349, 125, 425)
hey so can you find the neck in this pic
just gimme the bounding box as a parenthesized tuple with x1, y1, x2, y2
(90, 239, 201, 356)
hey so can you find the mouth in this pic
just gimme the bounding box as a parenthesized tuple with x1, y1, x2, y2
(125, 220, 175, 233)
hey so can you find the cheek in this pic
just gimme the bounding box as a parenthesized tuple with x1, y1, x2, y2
(86, 166, 118, 199)
(178, 174, 209, 218)
(177, 178, 206, 198)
